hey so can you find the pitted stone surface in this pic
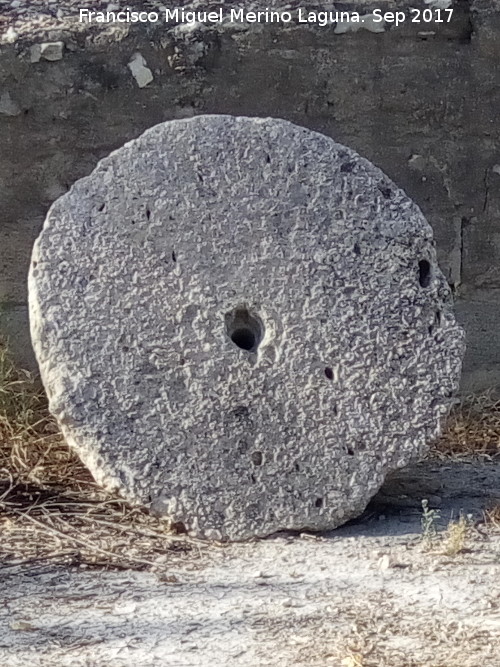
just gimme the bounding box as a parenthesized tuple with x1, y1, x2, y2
(29, 115, 465, 540)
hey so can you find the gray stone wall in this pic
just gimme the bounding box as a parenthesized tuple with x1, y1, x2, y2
(1, 0, 500, 390)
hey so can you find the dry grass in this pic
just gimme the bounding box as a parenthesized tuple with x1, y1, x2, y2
(482, 503, 500, 531)
(441, 515, 470, 557)
(419, 499, 472, 556)
(434, 392, 500, 458)
(0, 344, 91, 491)
(340, 651, 367, 667)
(0, 341, 206, 572)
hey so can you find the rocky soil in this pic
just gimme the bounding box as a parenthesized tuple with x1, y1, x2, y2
(2, 458, 500, 666)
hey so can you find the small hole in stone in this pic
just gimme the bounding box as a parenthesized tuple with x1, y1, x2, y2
(146, 208, 151, 220)
(172, 250, 177, 262)
(251, 474, 256, 484)
(225, 307, 264, 353)
(98, 203, 105, 212)
(325, 367, 333, 380)
(353, 242, 361, 255)
(418, 260, 431, 288)
(265, 154, 271, 164)
(171, 521, 187, 534)
(238, 439, 249, 454)
(32, 261, 38, 268)
(315, 497, 323, 508)
(378, 185, 392, 199)
(251, 451, 263, 466)
(232, 329, 256, 351)
(347, 447, 354, 456)
(428, 311, 443, 335)
(341, 161, 355, 173)
(295, 462, 301, 472)
(232, 405, 250, 421)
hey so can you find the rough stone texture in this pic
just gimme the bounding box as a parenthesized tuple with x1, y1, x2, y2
(29, 115, 464, 540)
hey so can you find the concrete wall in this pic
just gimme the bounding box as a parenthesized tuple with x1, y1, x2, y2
(1, 0, 500, 391)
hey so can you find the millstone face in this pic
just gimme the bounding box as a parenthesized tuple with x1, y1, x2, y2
(29, 115, 465, 540)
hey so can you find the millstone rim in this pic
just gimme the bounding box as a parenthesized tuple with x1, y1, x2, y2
(29, 115, 465, 540)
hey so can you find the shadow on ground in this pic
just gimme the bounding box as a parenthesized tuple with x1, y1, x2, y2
(326, 458, 500, 539)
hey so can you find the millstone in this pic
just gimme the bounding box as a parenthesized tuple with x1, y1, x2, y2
(29, 115, 465, 540)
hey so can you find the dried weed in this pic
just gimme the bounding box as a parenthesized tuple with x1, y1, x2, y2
(441, 515, 471, 557)
(434, 392, 500, 458)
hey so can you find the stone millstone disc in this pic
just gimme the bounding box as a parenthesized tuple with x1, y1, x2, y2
(29, 115, 465, 540)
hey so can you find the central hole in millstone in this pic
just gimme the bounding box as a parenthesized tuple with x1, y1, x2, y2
(231, 327, 256, 351)
(225, 308, 264, 353)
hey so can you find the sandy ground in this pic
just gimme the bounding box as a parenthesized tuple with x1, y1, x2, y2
(1, 458, 500, 666)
